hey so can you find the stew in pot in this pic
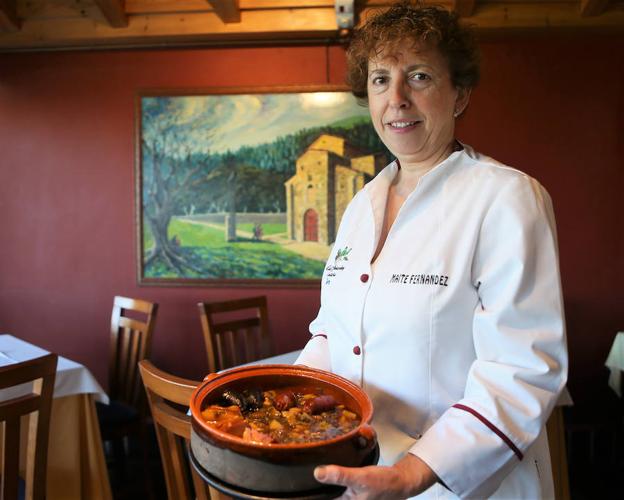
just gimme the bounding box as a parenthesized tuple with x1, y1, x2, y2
(200, 387, 360, 444)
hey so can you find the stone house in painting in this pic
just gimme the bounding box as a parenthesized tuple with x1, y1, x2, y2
(284, 134, 386, 245)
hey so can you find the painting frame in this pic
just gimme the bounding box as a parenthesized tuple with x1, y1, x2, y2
(135, 85, 388, 288)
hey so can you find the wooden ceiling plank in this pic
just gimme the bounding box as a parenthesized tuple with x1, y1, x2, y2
(453, 0, 476, 17)
(580, 0, 610, 17)
(0, 7, 338, 49)
(124, 1, 334, 15)
(243, 0, 334, 6)
(18, 0, 80, 21)
(0, 0, 20, 32)
(126, 1, 210, 15)
(2, 1, 624, 51)
(93, 0, 129, 28)
(361, 2, 624, 31)
(206, 0, 241, 23)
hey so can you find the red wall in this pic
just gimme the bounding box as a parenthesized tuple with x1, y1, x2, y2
(1, 37, 622, 404)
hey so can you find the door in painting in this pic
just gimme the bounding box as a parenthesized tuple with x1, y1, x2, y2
(304, 209, 318, 242)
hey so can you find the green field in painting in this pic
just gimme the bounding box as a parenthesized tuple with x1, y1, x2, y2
(143, 219, 324, 280)
(237, 223, 286, 236)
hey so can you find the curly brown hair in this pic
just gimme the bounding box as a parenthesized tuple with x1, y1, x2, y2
(347, 1, 480, 102)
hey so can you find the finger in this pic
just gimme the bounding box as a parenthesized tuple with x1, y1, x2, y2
(314, 465, 350, 486)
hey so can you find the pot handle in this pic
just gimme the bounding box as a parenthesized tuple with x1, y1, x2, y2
(203, 372, 219, 382)
(354, 423, 377, 451)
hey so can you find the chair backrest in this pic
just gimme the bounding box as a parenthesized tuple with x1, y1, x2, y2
(197, 296, 272, 373)
(108, 296, 158, 408)
(0, 353, 58, 500)
(138, 360, 209, 500)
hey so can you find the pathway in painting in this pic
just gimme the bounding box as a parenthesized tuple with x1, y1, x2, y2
(184, 219, 331, 262)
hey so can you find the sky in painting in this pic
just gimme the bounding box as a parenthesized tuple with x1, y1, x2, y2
(145, 92, 371, 155)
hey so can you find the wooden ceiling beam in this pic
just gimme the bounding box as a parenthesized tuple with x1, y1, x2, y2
(580, 0, 610, 17)
(0, 7, 338, 50)
(206, 0, 241, 23)
(124, 1, 334, 14)
(360, 2, 624, 32)
(452, 0, 476, 17)
(0, 0, 20, 32)
(1, 1, 624, 51)
(93, 0, 129, 28)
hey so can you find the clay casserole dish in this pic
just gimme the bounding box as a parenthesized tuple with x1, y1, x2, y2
(189, 364, 377, 493)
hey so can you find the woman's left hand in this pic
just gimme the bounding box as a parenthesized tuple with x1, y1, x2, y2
(313, 453, 438, 499)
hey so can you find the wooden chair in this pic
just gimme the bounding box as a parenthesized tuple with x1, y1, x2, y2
(96, 295, 158, 481)
(547, 406, 571, 500)
(138, 360, 210, 500)
(0, 353, 58, 500)
(197, 296, 272, 373)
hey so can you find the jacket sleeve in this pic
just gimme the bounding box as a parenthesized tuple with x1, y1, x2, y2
(294, 308, 332, 371)
(409, 175, 568, 498)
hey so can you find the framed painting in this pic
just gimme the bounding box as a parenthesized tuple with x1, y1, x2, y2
(135, 86, 390, 287)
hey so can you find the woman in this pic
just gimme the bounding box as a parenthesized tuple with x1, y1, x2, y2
(295, 2, 568, 499)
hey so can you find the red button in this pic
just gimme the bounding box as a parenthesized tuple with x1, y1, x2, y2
(353, 346, 361, 355)
(360, 274, 369, 283)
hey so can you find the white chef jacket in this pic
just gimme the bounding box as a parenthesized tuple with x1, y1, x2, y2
(296, 144, 568, 499)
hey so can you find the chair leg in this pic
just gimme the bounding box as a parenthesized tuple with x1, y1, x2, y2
(589, 429, 596, 464)
(139, 422, 157, 500)
(565, 430, 572, 464)
(112, 437, 128, 482)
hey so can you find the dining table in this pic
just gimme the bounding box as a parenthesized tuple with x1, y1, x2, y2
(243, 349, 571, 500)
(0, 334, 112, 500)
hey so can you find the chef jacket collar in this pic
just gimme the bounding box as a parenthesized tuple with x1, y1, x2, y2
(364, 141, 473, 254)
(366, 140, 472, 201)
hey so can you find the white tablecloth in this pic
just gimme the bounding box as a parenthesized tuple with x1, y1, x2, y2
(0, 334, 108, 403)
(0, 334, 112, 500)
(605, 331, 624, 396)
(243, 349, 300, 366)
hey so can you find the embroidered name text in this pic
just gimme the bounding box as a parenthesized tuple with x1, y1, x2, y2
(389, 273, 449, 286)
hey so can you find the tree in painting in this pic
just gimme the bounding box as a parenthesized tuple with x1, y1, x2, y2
(141, 97, 215, 275)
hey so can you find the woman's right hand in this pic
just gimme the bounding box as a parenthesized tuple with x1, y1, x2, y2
(313, 453, 438, 499)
